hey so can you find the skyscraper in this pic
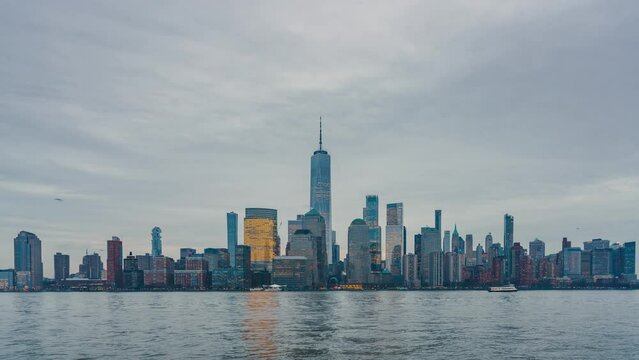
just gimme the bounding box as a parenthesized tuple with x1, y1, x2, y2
(485, 233, 493, 251)
(54, 252, 70, 283)
(364, 195, 382, 273)
(235, 245, 252, 290)
(310, 118, 333, 267)
(347, 219, 370, 284)
(287, 214, 304, 246)
(288, 229, 319, 288)
(420, 226, 442, 286)
(385, 203, 404, 276)
(452, 224, 462, 254)
(80, 252, 103, 279)
(465, 234, 474, 258)
(529, 238, 545, 262)
(623, 241, 636, 275)
(504, 214, 514, 278)
(301, 209, 328, 286)
(107, 236, 123, 289)
(13, 231, 43, 290)
(244, 208, 279, 272)
(443, 230, 451, 253)
(435, 210, 442, 232)
(151, 226, 162, 257)
(227, 212, 238, 268)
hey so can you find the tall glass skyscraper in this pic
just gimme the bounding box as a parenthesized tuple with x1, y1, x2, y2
(310, 119, 333, 266)
(385, 203, 404, 276)
(227, 212, 238, 268)
(14, 231, 43, 290)
(504, 214, 514, 278)
(364, 195, 382, 272)
(244, 208, 279, 271)
(151, 227, 162, 257)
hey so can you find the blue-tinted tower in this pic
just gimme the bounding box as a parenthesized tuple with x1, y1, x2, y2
(310, 118, 333, 267)
(227, 212, 238, 268)
(151, 227, 162, 256)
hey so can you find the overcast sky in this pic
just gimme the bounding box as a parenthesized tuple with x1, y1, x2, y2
(1, 1, 638, 276)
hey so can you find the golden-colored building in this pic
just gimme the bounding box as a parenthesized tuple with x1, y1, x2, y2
(244, 208, 279, 271)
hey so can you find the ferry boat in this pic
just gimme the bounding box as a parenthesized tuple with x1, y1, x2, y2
(488, 285, 518, 292)
(263, 284, 284, 292)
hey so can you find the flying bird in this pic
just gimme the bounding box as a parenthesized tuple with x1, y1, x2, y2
(54, 198, 63, 202)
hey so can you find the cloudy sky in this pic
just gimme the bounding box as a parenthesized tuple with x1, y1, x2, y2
(1, 1, 638, 276)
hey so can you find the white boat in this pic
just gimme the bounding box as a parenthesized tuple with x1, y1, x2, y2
(263, 284, 284, 292)
(489, 285, 518, 292)
(249, 288, 264, 292)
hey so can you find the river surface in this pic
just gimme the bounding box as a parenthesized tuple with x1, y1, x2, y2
(0, 291, 637, 359)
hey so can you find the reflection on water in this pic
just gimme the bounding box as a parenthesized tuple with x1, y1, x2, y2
(0, 291, 638, 359)
(242, 292, 279, 359)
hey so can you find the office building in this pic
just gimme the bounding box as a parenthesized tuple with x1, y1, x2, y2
(287, 214, 304, 246)
(136, 254, 152, 271)
(310, 119, 333, 267)
(364, 195, 382, 273)
(301, 209, 328, 286)
(504, 214, 514, 278)
(144, 256, 175, 288)
(414, 234, 422, 275)
(403, 253, 419, 288)
(151, 227, 162, 257)
(54, 252, 70, 282)
(386, 203, 404, 276)
(13, 231, 43, 290)
(563, 247, 582, 277)
(175, 257, 209, 290)
(443, 230, 451, 254)
(227, 212, 238, 268)
(80, 253, 103, 279)
(591, 248, 612, 276)
(420, 227, 441, 286)
(288, 229, 318, 288)
(107, 236, 124, 289)
(244, 208, 280, 271)
(0, 269, 15, 291)
(452, 225, 462, 254)
(485, 233, 493, 252)
(235, 245, 252, 290)
(529, 239, 545, 262)
(273, 256, 311, 290)
(347, 219, 370, 284)
(465, 234, 474, 259)
(123, 252, 144, 289)
(583, 239, 610, 252)
(623, 241, 636, 275)
(203, 248, 230, 270)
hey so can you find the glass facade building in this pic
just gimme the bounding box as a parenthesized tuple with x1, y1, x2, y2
(54, 252, 70, 282)
(503, 214, 514, 279)
(310, 121, 333, 267)
(13, 231, 43, 290)
(364, 195, 382, 273)
(227, 212, 238, 268)
(347, 219, 370, 284)
(151, 227, 162, 257)
(385, 203, 404, 276)
(244, 208, 279, 272)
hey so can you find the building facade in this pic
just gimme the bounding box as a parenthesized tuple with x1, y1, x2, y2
(13, 231, 43, 290)
(227, 212, 238, 268)
(107, 236, 124, 289)
(244, 208, 279, 272)
(151, 227, 162, 257)
(310, 120, 333, 267)
(54, 252, 70, 283)
(347, 219, 370, 284)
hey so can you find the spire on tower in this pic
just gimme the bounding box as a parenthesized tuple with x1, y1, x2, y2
(319, 116, 323, 150)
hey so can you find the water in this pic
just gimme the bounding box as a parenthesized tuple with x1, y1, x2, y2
(0, 291, 637, 359)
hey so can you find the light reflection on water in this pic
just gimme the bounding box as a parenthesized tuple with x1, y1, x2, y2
(0, 291, 638, 359)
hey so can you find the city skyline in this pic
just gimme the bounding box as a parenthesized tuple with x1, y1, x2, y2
(2, 2, 639, 277)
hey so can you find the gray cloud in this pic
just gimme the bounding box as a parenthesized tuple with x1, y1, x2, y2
(1, 1, 637, 276)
